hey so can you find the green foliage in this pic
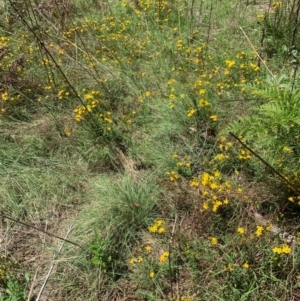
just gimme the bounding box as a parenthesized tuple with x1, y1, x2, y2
(225, 77, 300, 182)
(261, 0, 300, 59)
(0, 273, 30, 301)
(90, 228, 112, 270)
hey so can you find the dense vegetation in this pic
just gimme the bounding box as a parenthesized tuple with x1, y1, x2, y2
(1, 0, 300, 300)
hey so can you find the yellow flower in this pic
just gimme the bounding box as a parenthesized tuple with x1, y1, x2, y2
(190, 178, 199, 187)
(210, 115, 218, 122)
(148, 225, 158, 233)
(255, 225, 264, 237)
(214, 170, 221, 178)
(169, 93, 176, 100)
(145, 91, 151, 97)
(225, 59, 235, 68)
(145, 245, 152, 252)
(225, 263, 234, 272)
(283, 146, 293, 153)
(212, 200, 222, 212)
(210, 237, 218, 245)
(199, 98, 210, 107)
(281, 244, 291, 254)
(272, 1, 281, 9)
(237, 227, 245, 234)
(187, 108, 196, 117)
(1, 91, 9, 101)
(214, 153, 227, 161)
(129, 258, 135, 264)
(159, 251, 169, 263)
(149, 271, 155, 278)
(273, 244, 291, 254)
(137, 256, 143, 263)
(158, 227, 165, 234)
(156, 220, 164, 226)
(243, 262, 249, 269)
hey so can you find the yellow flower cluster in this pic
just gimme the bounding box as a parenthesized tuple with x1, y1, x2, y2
(172, 154, 191, 171)
(129, 256, 143, 264)
(98, 111, 114, 131)
(166, 170, 180, 181)
(190, 170, 231, 212)
(74, 90, 100, 122)
(148, 220, 166, 234)
(272, 244, 291, 254)
(272, 1, 281, 9)
(1, 91, 9, 101)
(288, 195, 300, 205)
(238, 149, 252, 160)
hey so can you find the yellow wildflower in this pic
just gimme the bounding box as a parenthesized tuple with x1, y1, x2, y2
(237, 227, 245, 234)
(272, 1, 281, 9)
(210, 115, 218, 121)
(129, 258, 135, 264)
(158, 227, 165, 234)
(190, 178, 199, 187)
(199, 98, 210, 107)
(223, 198, 229, 205)
(273, 244, 291, 254)
(283, 146, 293, 153)
(159, 251, 169, 263)
(202, 202, 209, 210)
(210, 237, 218, 245)
(149, 271, 155, 278)
(187, 108, 196, 117)
(212, 200, 222, 212)
(255, 225, 264, 237)
(148, 225, 158, 233)
(225, 59, 235, 68)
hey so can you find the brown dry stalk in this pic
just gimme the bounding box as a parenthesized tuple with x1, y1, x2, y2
(0, 213, 82, 248)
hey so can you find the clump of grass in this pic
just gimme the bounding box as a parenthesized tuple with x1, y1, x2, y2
(76, 173, 159, 271)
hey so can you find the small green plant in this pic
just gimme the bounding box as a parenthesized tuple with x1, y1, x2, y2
(90, 228, 112, 271)
(0, 273, 30, 301)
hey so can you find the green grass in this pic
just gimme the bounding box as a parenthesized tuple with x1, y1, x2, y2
(1, 0, 300, 300)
